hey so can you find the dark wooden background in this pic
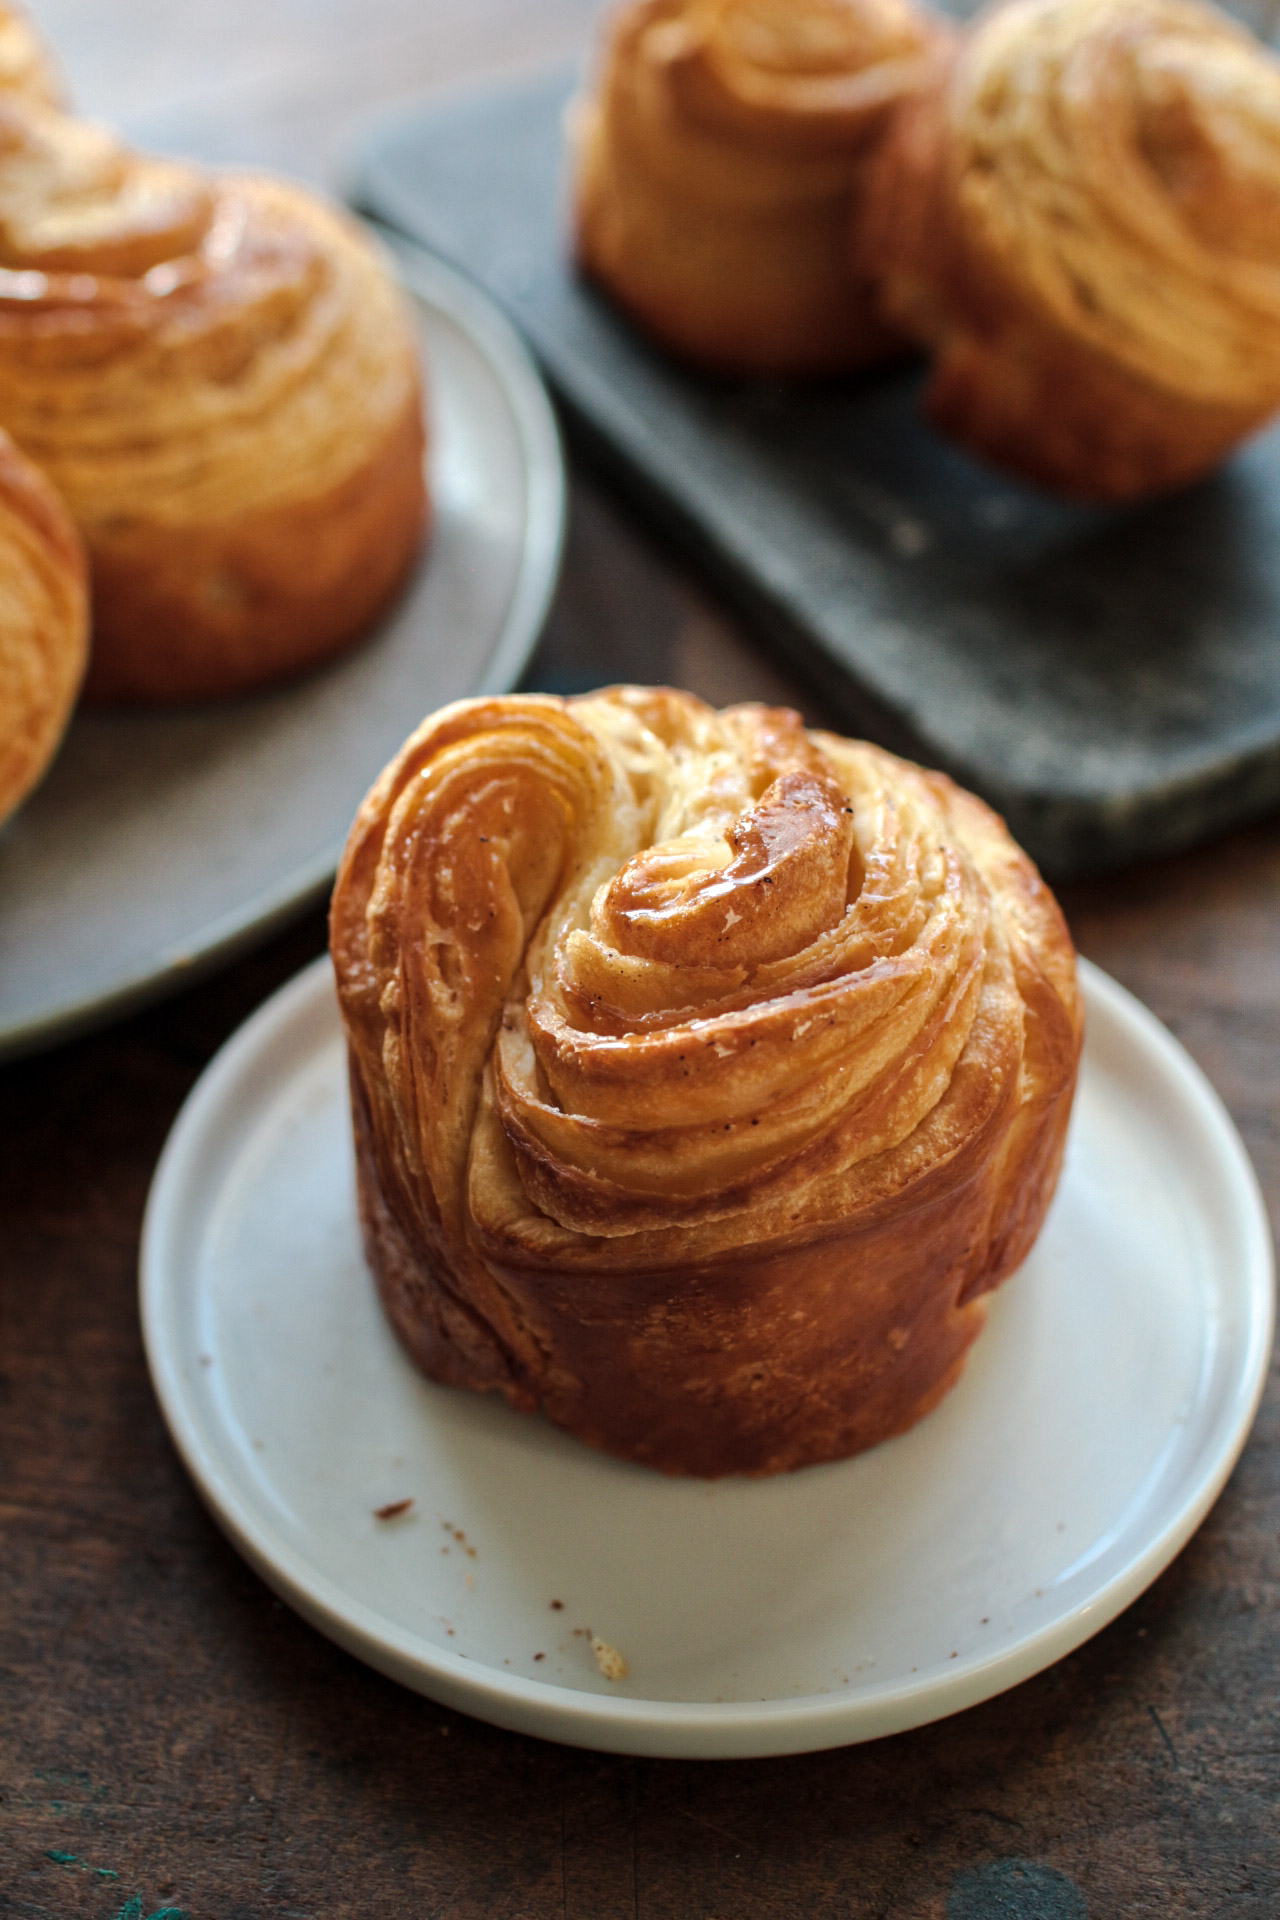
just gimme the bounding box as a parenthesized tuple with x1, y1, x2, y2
(3, 5, 1278, 1916)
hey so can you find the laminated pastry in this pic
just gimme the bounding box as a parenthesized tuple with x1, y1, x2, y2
(0, 5, 63, 107)
(572, 0, 950, 374)
(0, 100, 427, 701)
(0, 427, 88, 825)
(857, 0, 1280, 499)
(331, 687, 1083, 1478)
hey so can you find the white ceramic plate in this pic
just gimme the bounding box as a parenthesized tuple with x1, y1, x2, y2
(0, 239, 563, 1061)
(140, 956, 1274, 1760)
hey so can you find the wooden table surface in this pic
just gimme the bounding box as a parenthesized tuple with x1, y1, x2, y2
(4, 6, 1279, 1916)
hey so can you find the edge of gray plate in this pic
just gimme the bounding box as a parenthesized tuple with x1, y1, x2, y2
(0, 238, 564, 1064)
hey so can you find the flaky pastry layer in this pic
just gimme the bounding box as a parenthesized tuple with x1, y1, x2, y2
(858, 0, 1280, 498)
(0, 101, 427, 700)
(573, 0, 948, 373)
(332, 688, 1083, 1477)
(0, 426, 87, 824)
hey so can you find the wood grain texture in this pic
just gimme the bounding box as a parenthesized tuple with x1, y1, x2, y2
(3, 473, 1278, 1920)
(1, 4, 1278, 1915)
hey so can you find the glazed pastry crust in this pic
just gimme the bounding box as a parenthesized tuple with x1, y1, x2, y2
(0, 427, 87, 825)
(858, 0, 1280, 498)
(332, 687, 1082, 1477)
(0, 103, 427, 700)
(573, 0, 949, 374)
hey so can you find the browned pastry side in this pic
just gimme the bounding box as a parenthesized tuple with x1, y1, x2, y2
(0, 426, 87, 825)
(0, 100, 427, 701)
(331, 688, 1083, 1478)
(857, 0, 1280, 499)
(573, 0, 950, 374)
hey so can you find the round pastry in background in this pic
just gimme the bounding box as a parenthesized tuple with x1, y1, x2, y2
(0, 4, 64, 106)
(857, 0, 1280, 499)
(331, 686, 1084, 1478)
(0, 101, 427, 702)
(572, 0, 950, 375)
(0, 428, 88, 826)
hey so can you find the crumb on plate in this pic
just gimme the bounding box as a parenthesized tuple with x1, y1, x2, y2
(591, 1634, 629, 1682)
(374, 1498, 414, 1521)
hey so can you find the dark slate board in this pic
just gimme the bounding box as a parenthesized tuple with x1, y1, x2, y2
(348, 64, 1280, 876)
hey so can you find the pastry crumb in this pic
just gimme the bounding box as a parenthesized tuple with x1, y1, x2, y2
(374, 1498, 414, 1521)
(591, 1634, 629, 1682)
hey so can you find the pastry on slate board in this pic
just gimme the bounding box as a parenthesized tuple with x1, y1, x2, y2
(573, 0, 950, 374)
(331, 687, 1083, 1478)
(857, 0, 1280, 499)
(0, 99, 428, 701)
(0, 426, 87, 826)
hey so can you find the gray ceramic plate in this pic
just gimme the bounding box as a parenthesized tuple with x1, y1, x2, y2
(0, 240, 565, 1062)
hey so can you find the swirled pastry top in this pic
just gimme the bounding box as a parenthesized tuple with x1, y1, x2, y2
(334, 688, 1082, 1272)
(945, 0, 1280, 411)
(0, 6, 62, 107)
(0, 100, 421, 532)
(599, 0, 943, 199)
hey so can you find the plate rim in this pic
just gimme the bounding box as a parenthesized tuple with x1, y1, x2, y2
(139, 954, 1276, 1759)
(0, 238, 565, 1065)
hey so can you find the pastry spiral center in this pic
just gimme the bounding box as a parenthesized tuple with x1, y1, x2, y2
(640, 0, 936, 152)
(0, 101, 213, 278)
(702, 0, 923, 75)
(595, 766, 856, 968)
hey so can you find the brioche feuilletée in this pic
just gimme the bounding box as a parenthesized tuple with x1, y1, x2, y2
(857, 0, 1280, 498)
(573, 0, 950, 374)
(331, 688, 1083, 1478)
(0, 98, 427, 700)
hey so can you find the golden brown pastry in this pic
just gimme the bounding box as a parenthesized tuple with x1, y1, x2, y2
(858, 0, 1280, 498)
(0, 427, 88, 825)
(573, 0, 950, 374)
(0, 99, 426, 701)
(0, 5, 63, 107)
(331, 687, 1083, 1477)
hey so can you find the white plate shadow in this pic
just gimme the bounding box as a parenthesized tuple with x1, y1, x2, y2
(0, 238, 564, 1060)
(140, 957, 1274, 1759)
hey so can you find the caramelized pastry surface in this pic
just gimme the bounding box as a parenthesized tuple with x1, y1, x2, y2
(0, 101, 426, 699)
(574, 0, 947, 373)
(332, 688, 1082, 1477)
